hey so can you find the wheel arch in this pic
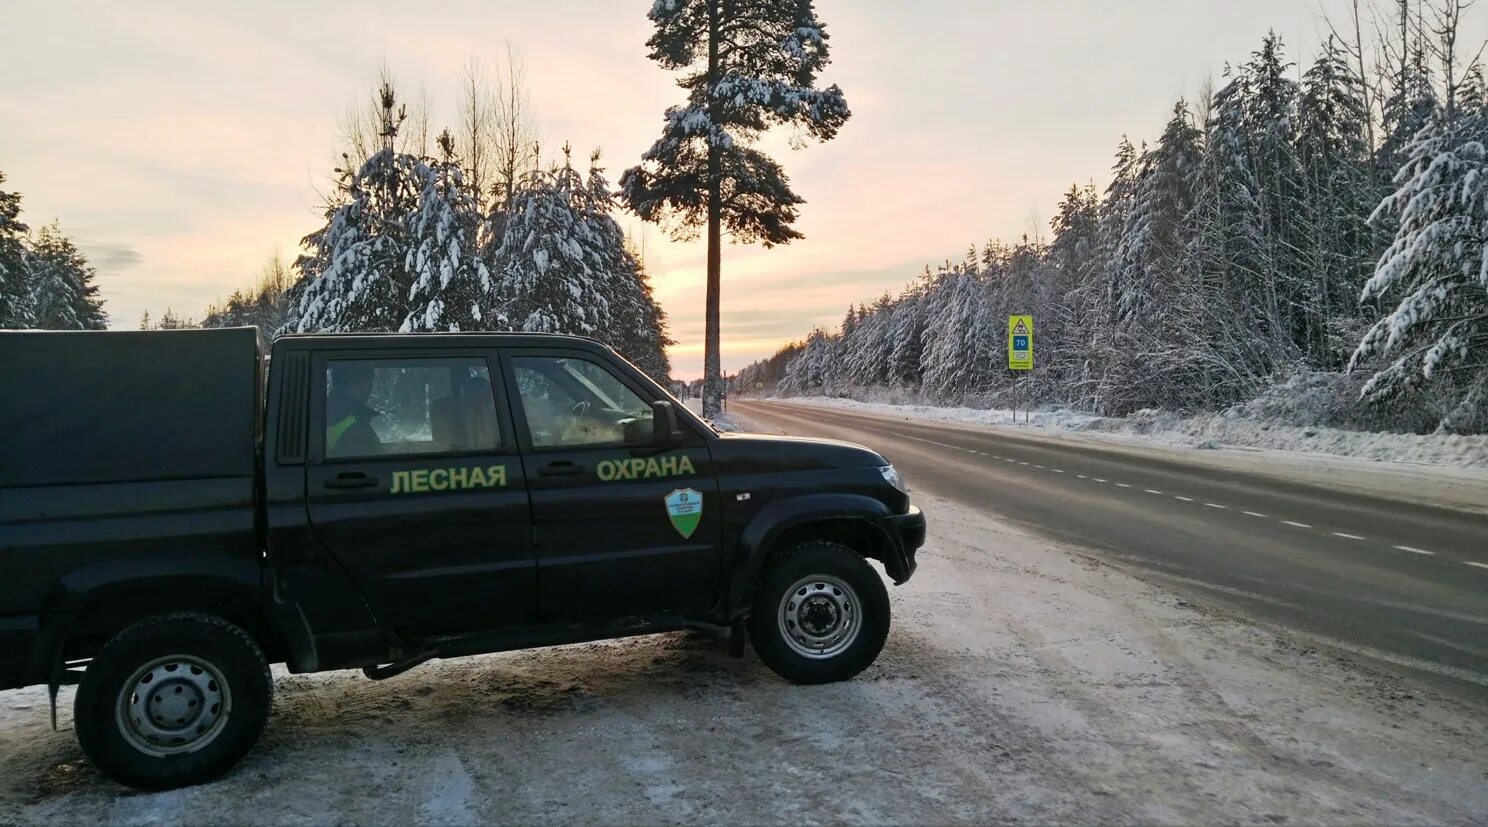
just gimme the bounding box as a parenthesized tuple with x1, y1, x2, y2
(725, 493, 905, 619)
(28, 552, 291, 687)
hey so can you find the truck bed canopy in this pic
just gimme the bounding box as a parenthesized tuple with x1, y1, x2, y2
(0, 327, 261, 487)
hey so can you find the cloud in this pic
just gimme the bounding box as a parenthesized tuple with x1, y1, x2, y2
(75, 239, 142, 275)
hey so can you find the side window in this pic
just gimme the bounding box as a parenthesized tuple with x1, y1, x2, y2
(324, 357, 500, 460)
(513, 356, 651, 448)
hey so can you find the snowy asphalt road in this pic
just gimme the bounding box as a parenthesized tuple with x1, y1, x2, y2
(734, 400, 1488, 694)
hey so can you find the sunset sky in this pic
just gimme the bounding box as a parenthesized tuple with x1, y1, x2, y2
(4, 0, 1472, 379)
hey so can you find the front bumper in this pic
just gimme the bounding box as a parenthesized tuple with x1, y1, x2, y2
(876, 505, 925, 584)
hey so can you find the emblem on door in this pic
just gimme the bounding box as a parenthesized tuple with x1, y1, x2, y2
(664, 488, 703, 539)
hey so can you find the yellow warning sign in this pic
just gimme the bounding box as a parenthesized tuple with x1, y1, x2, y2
(1008, 315, 1034, 370)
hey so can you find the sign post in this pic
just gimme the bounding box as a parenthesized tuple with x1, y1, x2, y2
(1008, 315, 1033, 424)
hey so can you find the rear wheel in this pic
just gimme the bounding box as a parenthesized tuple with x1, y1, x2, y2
(74, 613, 272, 790)
(749, 541, 890, 684)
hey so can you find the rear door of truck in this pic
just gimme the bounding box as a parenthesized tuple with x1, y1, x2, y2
(303, 346, 536, 633)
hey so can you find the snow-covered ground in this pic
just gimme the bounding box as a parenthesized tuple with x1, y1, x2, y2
(3, 491, 1484, 824)
(769, 395, 1488, 470)
(682, 397, 748, 433)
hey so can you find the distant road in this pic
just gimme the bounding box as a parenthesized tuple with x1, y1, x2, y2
(733, 399, 1488, 693)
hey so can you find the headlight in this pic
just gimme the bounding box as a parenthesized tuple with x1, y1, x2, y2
(879, 464, 907, 494)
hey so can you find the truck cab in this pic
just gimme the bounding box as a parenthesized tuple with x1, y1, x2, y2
(0, 328, 924, 789)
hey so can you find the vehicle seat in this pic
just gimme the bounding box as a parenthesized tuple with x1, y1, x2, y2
(459, 376, 498, 449)
(430, 394, 464, 451)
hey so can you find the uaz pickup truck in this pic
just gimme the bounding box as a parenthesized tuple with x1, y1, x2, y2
(0, 328, 923, 789)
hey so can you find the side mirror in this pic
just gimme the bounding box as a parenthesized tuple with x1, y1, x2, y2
(651, 400, 682, 448)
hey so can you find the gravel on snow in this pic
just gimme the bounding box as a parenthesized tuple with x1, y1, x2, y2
(2, 493, 1485, 824)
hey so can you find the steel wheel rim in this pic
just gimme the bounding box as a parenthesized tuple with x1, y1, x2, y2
(115, 654, 231, 757)
(778, 574, 862, 659)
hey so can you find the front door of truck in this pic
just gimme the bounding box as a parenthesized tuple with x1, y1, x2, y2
(502, 349, 721, 621)
(305, 350, 536, 634)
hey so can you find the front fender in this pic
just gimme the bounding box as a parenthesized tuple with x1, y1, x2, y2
(723, 493, 896, 620)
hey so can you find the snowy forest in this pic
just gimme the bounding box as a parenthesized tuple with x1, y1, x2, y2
(0, 171, 108, 332)
(737, 7, 1488, 434)
(143, 68, 674, 381)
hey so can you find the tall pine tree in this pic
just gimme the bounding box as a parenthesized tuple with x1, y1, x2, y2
(621, 0, 851, 417)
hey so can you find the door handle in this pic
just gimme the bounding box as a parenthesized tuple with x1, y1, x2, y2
(538, 460, 584, 477)
(324, 471, 379, 489)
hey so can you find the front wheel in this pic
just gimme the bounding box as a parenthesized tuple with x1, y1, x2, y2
(74, 613, 272, 790)
(749, 541, 890, 684)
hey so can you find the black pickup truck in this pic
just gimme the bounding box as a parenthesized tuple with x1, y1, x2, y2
(0, 328, 923, 789)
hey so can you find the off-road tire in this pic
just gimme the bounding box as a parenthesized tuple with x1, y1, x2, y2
(750, 541, 890, 684)
(74, 613, 272, 790)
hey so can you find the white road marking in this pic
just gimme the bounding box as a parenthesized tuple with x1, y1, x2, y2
(1394, 545, 1436, 556)
(1145, 489, 1163, 495)
(1332, 532, 1366, 540)
(1018, 461, 1029, 466)
(1004, 458, 1016, 463)
(1243, 511, 1267, 518)
(1076, 474, 1088, 479)
(1052, 469, 1065, 473)
(1173, 496, 1195, 502)
(1205, 503, 1227, 509)
(1466, 562, 1488, 571)
(1115, 482, 1131, 488)
(1282, 520, 1312, 529)
(1033, 464, 1045, 469)
(1093, 478, 1107, 483)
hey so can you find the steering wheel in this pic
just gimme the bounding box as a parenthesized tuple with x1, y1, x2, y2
(569, 400, 591, 418)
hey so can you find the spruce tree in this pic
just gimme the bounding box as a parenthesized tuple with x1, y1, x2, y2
(291, 84, 424, 333)
(621, 0, 851, 417)
(1351, 107, 1488, 432)
(402, 130, 497, 332)
(1296, 39, 1374, 364)
(498, 151, 607, 336)
(0, 171, 32, 329)
(25, 222, 107, 330)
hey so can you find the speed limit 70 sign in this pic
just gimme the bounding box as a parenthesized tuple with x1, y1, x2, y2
(1008, 315, 1033, 370)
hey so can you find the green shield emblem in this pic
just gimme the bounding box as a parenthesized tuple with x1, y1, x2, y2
(664, 488, 702, 539)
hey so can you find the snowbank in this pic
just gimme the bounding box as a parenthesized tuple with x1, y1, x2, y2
(772, 395, 1488, 469)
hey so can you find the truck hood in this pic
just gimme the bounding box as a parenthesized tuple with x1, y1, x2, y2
(709, 432, 888, 474)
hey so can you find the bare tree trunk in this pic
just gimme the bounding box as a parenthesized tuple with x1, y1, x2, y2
(702, 0, 724, 418)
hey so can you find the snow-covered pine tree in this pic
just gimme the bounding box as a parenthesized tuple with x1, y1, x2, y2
(1046, 183, 1101, 402)
(1240, 34, 1310, 351)
(24, 222, 107, 330)
(291, 83, 425, 333)
(1350, 104, 1488, 432)
(580, 152, 672, 380)
(918, 264, 997, 402)
(777, 327, 836, 396)
(0, 171, 32, 329)
(497, 148, 607, 337)
(1108, 100, 1205, 411)
(886, 287, 925, 391)
(1295, 38, 1375, 365)
(1084, 137, 1143, 411)
(401, 130, 497, 332)
(621, 0, 851, 417)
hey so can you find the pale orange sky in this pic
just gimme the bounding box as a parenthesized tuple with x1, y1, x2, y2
(4, 0, 1467, 379)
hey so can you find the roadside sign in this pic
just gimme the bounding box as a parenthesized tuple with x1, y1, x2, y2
(1008, 315, 1033, 370)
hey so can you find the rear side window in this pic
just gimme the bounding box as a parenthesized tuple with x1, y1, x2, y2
(324, 357, 500, 459)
